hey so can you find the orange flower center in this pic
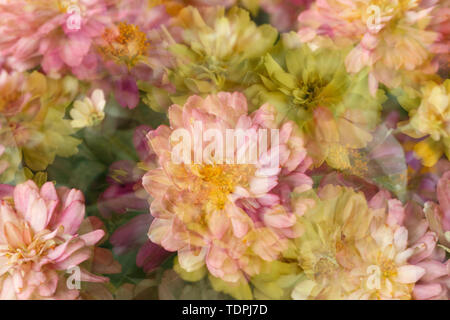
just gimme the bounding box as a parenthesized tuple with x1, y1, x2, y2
(100, 22, 149, 68)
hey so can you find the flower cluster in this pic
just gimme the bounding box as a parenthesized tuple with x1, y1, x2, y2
(0, 1, 448, 300)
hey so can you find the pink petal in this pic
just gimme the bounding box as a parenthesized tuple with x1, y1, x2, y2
(13, 180, 39, 219)
(53, 247, 91, 270)
(395, 265, 425, 284)
(26, 197, 48, 233)
(55, 200, 85, 235)
(80, 230, 105, 246)
(413, 283, 444, 300)
(60, 34, 91, 67)
(38, 270, 58, 297)
(4, 222, 24, 248)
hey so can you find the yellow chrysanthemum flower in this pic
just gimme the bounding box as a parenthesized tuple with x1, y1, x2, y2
(153, 6, 278, 107)
(400, 79, 450, 167)
(0, 71, 81, 182)
(249, 33, 385, 171)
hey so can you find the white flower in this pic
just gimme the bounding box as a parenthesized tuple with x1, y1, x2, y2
(70, 89, 106, 128)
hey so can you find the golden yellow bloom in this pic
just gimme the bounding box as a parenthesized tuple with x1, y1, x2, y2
(165, 6, 278, 104)
(411, 80, 450, 141)
(0, 71, 80, 182)
(401, 80, 450, 167)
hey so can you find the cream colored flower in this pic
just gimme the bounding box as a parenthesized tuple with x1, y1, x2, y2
(70, 89, 106, 128)
(401, 80, 450, 166)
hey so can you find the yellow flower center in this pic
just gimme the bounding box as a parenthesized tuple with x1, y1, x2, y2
(314, 256, 339, 280)
(326, 144, 351, 170)
(293, 78, 327, 110)
(100, 23, 149, 68)
(380, 260, 398, 279)
(191, 164, 255, 210)
(0, 223, 58, 268)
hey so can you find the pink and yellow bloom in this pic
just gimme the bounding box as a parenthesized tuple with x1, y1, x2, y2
(404, 200, 450, 300)
(143, 92, 312, 283)
(297, 0, 443, 93)
(0, 180, 120, 299)
(289, 185, 439, 300)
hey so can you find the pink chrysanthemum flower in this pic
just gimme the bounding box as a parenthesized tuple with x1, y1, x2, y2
(404, 199, 450, 300)
(0, 180, 120, 299)
(297, 0, 444, 94)
(85, 0, 175, 109)
(143, 92, 312, 282)
(429, 0, 449, 74)
(0, 0, 113, 78)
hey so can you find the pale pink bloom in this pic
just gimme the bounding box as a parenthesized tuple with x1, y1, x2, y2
(0, 180, 120, 300)
(297, 0, 442, 93)
(95, 1, 172, 109)
(341, 189, 447, 300)
(402, 200, 450, 300)
(0, 0, 113, 78)
(143, 92, 312, 282)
